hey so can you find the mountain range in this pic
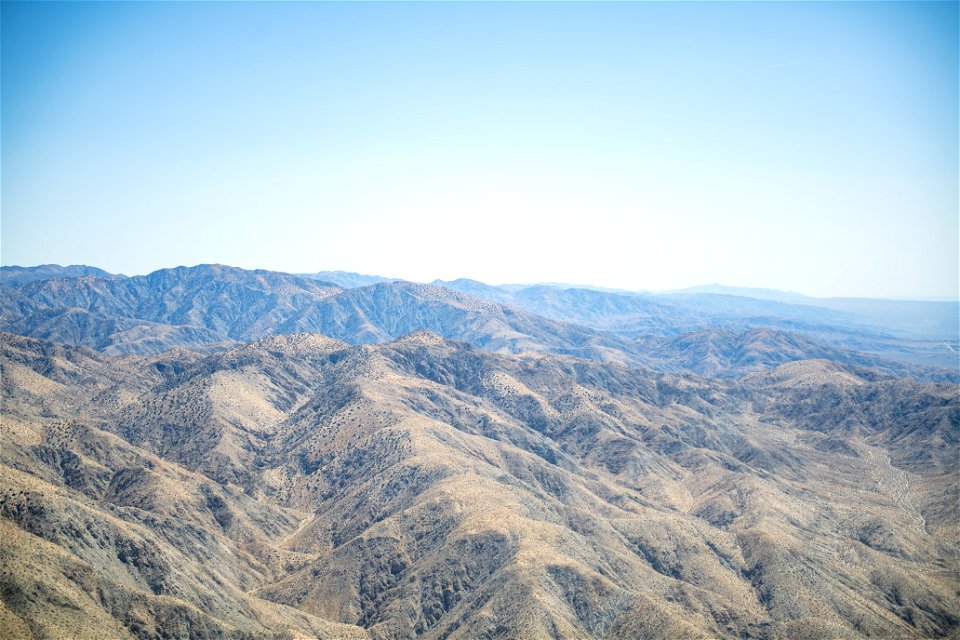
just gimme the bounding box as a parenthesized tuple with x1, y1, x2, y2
(0, 263, 957, 639)
(2, 265, 956, 378)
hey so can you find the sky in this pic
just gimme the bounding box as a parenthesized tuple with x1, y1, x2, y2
(2, 1, 957, 299)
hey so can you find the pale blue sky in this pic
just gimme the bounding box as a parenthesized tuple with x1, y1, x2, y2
(2, 1, 957, 298)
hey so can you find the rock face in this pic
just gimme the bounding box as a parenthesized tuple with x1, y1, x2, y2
(1, 331, 957, 639)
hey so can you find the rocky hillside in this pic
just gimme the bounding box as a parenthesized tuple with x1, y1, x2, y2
(1, 331, 956, 639)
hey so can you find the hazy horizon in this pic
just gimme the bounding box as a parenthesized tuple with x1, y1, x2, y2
(3, 1, 957, 299)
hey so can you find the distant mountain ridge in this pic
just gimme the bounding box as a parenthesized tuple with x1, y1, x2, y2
(434, 278, 959, 342)
(632, 327, 938, 379)
(430, 279, 958, 371)
(302, 270, 400, 289)
(0, 266, 649, 366)
(0, 264, 343, 353)
(665, 283, 811, 303)
(1, 264, 123, 283)
(1, 264, 956, 380)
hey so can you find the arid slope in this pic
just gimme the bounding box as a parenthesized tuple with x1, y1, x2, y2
(1, 332, 957, 638)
